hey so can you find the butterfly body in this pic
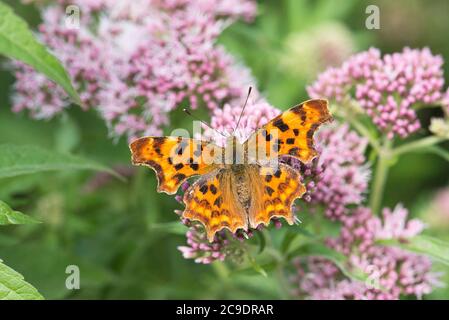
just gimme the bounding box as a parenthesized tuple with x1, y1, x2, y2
(223, 136, 247, 165)
(130, 99, 332, 241)
(228, 163, 256, 213)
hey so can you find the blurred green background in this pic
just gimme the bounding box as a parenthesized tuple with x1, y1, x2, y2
(0, 0, 448, 299)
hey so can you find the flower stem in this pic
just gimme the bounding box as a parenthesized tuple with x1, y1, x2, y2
(334, 105, 381, 153)
(348, 116, 381, 153)
(263, 230, 291, 299)
(392, 136, 445, 157)
(369, 140, 392, 215)
(275, 265, 291, 299)
(369, 135, 444, 215)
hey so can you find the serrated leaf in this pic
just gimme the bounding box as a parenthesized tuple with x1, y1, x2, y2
(378, 235, 449, 266)
(0, 144, 122, 180)
(0, 259, 44, 300)
(0, 200, 40, 225)
(0, 2, 81, 105)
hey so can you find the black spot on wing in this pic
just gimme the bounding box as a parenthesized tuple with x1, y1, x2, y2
(265, 186, 275, 196)
(289, 147, 300, 156)
(274, 169, 282, 178)
(273, 118, 289, 132)
(152, 138, 165, 156)
(199, 185, 208, 194)
(175, 140, 189, 155)
(173, 173, 187, 183)
(213, 196, 223, 208)
(261, 129, 272, 142)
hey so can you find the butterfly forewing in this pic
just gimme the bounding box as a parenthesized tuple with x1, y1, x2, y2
(130, 136, 221, 194)
(245, 99, 332, 164)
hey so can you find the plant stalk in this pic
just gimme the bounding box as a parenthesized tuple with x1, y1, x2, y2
(392, 136, 445, 157)
(369, 136, 393, 215)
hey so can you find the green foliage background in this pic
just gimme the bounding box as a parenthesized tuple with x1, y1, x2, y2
(0, 0, 448, 299)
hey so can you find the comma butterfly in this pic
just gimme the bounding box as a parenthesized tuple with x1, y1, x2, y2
(130, 93, 331, 241)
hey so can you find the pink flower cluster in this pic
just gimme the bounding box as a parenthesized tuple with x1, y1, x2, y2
(308, 48, 447, 139)
(178, 224, 229, 264)
(298, 124, 370, 220)
(175, 92, 441, 299)
(291, 205, 442, 300)
(291, 257, 366, 300)
(203, 96, 280, 145)
(12, 0, 256, 140)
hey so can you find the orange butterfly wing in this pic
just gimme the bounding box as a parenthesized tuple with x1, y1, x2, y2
(130, 137, 220, 194)
(245, 99, 332, 164)
(183, 169, 247, 242)
(248, 164, 306, 228)
(243, 99, 331, 229)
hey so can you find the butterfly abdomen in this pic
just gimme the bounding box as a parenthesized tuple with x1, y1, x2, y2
(230, 165, 250, 212)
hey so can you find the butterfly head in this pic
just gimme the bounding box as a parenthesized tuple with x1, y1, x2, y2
(223, 135, 246, 165)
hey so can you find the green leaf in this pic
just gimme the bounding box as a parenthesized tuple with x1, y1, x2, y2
(0, 144, 122, 180)
(280, 225, 323, 255)
(149, 221, 188, 235)
(280, 229, 299, 254)
(0, 2, 81, 105)
(231, 262, 277, 277)
(254, 230, 266, 254)
(54, 115, 81, 153)
(0, 200, 40, 225)
(247, 254, 267, 278)
(0, 259, 44, 300)
(378, 235, 449, 266)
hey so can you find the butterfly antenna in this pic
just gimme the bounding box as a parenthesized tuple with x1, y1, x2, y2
(233, 86, 252, 135)
(183, 108, 227, 138)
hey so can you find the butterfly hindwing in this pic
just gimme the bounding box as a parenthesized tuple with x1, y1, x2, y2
(246, 99, 331, 164)
(183, 169, 247, 241)
(249, 163, 306, 228)
(130, 137, 220, 194)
